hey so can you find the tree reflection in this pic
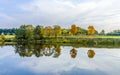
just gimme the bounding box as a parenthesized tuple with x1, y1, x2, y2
(14, 42, 96, 59)
(0, 41, 5, 48)
(14, 43, 61, 58)
(15, 44, 33, 57)
(87, 49, 95, 58)
(33, 45, 45, 57)
(53, 44, 61, 58)
(70, 48, 77, 58)
(43, 45, 54, 56)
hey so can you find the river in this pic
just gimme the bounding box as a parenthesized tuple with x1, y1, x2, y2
(0, 45, 120, 75)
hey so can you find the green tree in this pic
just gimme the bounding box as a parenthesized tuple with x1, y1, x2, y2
(77, 27, 87, 35)
(25, 25, 34, 40)
(16, 25, 26, 39)
(100, 29, 105, 35)
(44, 26, 53, 37)
(62, 29, 67, 36)
(34, 25, 44, 40)
(54, 25, 61, 38)
(15, 25, 34, 40)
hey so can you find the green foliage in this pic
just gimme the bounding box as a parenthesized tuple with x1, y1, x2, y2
(77, 27, 87, 35)
(99, 30, 105, 35)
(25, 25, 34, 40)
(44, 26, 53, 37)
(34, 25, 44, 40)
(16, 25, 26, 39)
(0, 28, 16, 35)
(16, 25, 34, 40)
(54, 25, 61, 37)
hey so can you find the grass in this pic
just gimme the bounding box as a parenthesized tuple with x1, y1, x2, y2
(0, 35, 15, 42)
(44, 35, 120, 39)
(4, 35, 15, 39)
(1, 35, 120, 41)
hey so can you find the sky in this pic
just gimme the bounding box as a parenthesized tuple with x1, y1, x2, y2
(0, 0, 120, 32)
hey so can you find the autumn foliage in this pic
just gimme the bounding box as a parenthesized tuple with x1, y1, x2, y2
(71, 24, 78, 35)
(88, 26, 95, 35)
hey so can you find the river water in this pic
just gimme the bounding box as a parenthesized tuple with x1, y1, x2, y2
(0, 45, 120, 75)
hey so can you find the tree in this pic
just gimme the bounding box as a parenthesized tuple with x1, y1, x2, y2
(44, 26, 53, 37)
(88, 26, 95, 35)
(77, 27, 87, 35)
(16, 25, 26, 39)
(34, 25, 44, 40)
(54, 25, 61, 38)
(15, 25, 34, 40)
(100, 29, 105, 35)
(0, 28, 16, 35)
(25, 25, 34, 40)
(71, 24, 78, 35)
(62, 29, 67, 36)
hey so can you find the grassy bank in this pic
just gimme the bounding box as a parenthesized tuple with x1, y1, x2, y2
(1, 35, 120, 40)
(43, 35, 120, 39)
(1, 35, 120, 43)
(1, 35, 120, 48)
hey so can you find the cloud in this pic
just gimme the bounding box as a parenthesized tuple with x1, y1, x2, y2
(18, 0, 120, 32)
(0, 13, 17, 28)
(0, 0, 120, 32)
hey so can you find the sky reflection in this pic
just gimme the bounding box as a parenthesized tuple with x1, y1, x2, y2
(0, 46, 120, 75)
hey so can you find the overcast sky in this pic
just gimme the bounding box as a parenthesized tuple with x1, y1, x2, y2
(0, 0, 120, 32)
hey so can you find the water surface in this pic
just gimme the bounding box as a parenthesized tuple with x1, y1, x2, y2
(0, 45, 120, 75)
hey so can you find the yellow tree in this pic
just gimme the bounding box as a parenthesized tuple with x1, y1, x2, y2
(71, 24, 78, 35)
(88, 26, 95, 35)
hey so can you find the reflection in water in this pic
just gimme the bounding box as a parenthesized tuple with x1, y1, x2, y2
(14, 43, 96, 59)
(1, 45, 120, 75)
(0, 41, 5, 48)
(70, 48, 77, 58)
(87, 49, 95, 58)
(53, 45, 61, 58)
(14, 44, 61, 58)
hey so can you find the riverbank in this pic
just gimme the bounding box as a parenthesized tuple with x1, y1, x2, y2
(1, 35, 120, 41)
(1, 35, 120, 48)
(1, 35, 120, 44)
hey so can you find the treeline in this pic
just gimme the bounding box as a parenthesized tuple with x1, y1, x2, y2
(1, 24, 120, 36)
(15, 24, 98, 40)
(107, 30, 120, 36)
(0, 28, 16, 35)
